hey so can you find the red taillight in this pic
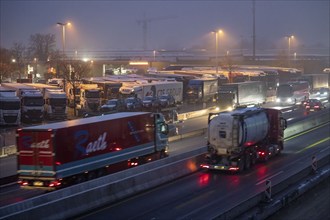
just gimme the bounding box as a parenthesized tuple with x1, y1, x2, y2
(128, 161, 138, 166)
(20, 181, 29, 186)
(49, 180, 61, 187)
(306, 106, 310, 108)
(200, 164, 210, 169)
(258, 151, 265, 156)
(55, 161, 61, 165)
(229, 167, 239, 171)
(314, 105, 320, 108)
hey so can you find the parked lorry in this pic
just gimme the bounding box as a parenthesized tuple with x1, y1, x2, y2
(217, 81, 266, 111)
(25, 83, 67, 120)
(1, 83, 44, 123)
(186, 77, 218, 103)
(78, 84, 102, 113)
(119, 80, 183, 104)
(82, 78, 122, 104)
(0, 86, 21, 126)
(17, 112, 169, 190)
(201, 107, 287, 172)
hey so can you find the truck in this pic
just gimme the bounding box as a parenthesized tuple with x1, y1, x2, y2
(119, 80, 183, 104)
(276, 81, 310, 105)
(186, 77, 218, 103)
(24, 83, 68, 120)
(78, 84, 102, 113)
(1, 83, 44, 123)
(17, 112, 169, 190)
(82, 78, 122, 104)
(201, 107, 287, 172)
(295, 74, 329, 91)
(0, 86, 21, 126)
(217, 81, 266, 111)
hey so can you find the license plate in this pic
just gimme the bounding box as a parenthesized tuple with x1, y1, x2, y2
(33, 181, 44, 186)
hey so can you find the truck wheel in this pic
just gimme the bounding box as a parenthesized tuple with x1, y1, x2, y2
(245, 153, 251, 170)
(238, 157, 245, 172)
(264, 151, 270, 162)
(160, 150, 167, 159)
(75, 175, 86, 184)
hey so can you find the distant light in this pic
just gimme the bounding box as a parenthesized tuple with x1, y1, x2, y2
(129, 61, 149, 65)
(82, 58, 89, 62)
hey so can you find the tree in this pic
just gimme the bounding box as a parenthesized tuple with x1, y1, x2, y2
(0, 48, 15, 83)
(11, 42, 27, 81)
(28, 33, 56, 63)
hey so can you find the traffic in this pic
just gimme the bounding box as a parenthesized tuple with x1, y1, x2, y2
(0, 64, 329, 218)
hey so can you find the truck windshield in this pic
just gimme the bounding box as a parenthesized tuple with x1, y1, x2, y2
(85, 91, 100, 98)
(277, 85, 293, 97)
(22, 97, 44, 106)
(0, 100, 20, 110)
(49, 98, 67, 106)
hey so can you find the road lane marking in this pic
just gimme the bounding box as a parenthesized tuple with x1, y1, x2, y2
(320, 146, 330, 153)
(285, 122, 330, 141)
(296, 137, 330, 154)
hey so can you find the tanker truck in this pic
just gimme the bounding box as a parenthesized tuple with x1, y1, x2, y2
(201, 107, 287, 172)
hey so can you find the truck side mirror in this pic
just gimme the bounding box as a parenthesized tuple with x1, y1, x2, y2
(281, 118, 287, 130)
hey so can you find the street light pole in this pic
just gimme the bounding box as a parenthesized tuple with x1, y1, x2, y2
(57, 22, 71, 57)
(286, 35, 294, 67)
(212, 29, 223, 74)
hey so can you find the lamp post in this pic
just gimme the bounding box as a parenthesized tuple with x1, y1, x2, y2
(286, 35, 294, 67)
(212, 29, 223, 74)
(57, 22, 71, 57)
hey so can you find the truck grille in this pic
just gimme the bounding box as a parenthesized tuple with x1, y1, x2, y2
(4, 116, 19, 123)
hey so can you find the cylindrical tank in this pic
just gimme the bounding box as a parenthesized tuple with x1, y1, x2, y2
(208, 107, 269, 154)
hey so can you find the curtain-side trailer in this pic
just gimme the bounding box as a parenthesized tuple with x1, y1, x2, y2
(17, 112, 169, 190)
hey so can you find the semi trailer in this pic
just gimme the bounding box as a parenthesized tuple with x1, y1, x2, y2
(217, 81, 266, 111)
(17, 112, 169, 190)
(201, 107, 287, 172)
(1, 83, 44, 123)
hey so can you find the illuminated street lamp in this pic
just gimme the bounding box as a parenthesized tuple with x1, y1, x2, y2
(212, 29, 223, 74)
(57, 22, 71, 57)
(286, 35, 294, 67)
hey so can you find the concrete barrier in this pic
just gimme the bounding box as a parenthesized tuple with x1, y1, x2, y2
(284, 110, 330, 138)
(215, 154, 330, 220)
(1, 110, 329, 219)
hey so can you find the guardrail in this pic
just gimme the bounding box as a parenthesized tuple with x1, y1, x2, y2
(1, 110, 329, 219)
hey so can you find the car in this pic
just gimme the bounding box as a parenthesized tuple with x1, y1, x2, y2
(304, 99, 326, 112)
(159, 94, 176, 108)
(142, 96, 160, 109)
(310, 87, 330, 101)
(100, 99, 125, 113)
(124, 97, 143, 111)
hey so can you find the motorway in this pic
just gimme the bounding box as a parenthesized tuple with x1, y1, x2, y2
(0, 101, 329, 218)
(73, 117, 330, 219)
